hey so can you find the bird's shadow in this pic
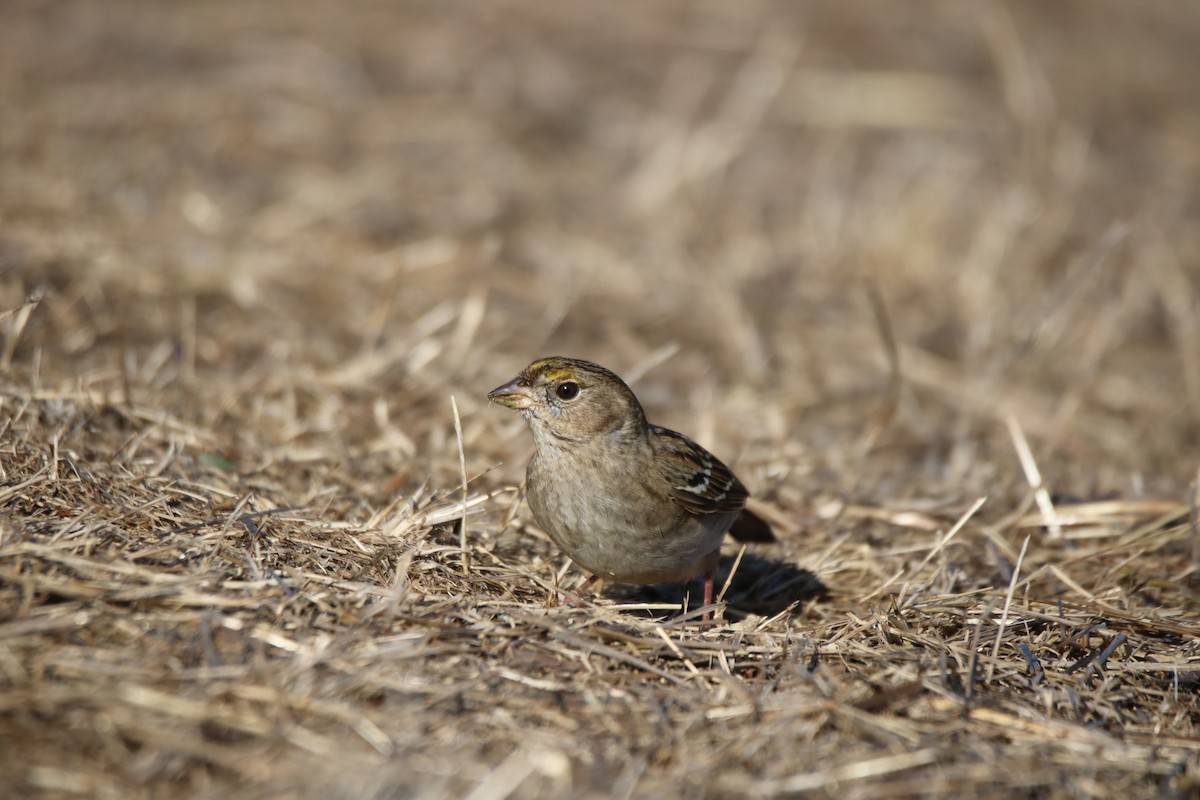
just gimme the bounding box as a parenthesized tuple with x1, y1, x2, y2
(603, 552, 828, 621)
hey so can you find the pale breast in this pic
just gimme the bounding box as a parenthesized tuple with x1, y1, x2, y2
(525, 443, 734, 584)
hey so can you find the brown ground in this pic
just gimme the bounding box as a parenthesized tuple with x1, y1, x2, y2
(2, 1, 1199, 797)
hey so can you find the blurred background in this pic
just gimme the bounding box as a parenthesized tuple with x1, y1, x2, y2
(4, 0, 1199, 499)
(6, 2, 1200, 505)
(3, 1, 1199, 540)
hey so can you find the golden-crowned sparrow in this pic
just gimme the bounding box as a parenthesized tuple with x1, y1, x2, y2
(489, 357, 773, 616)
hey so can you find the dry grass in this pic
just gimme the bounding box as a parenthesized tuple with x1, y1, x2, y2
(3, 0, 1200, 797)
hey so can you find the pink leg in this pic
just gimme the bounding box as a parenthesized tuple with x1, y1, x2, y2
(702, 570, 715, 622)
(564, 574, 600, 607)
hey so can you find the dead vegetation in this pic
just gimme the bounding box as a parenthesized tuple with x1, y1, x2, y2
(2, 0, 1199, 797)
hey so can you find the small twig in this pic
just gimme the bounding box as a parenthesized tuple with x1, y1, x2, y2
(624, 341, 681, 385)
(988, 533, 1030, 684)
(1, 292, 42, 370)
(967, 598, 996, 702)
(1006, 412, 1062, 538)
(1088, 632, 1127, 677)
(166, 505, 304, 536)
(654, 627, 701, 676)
(1066, 646, 1101, 675)
(1016, 642, 1043, 688)
(451, 395, 470, 576)
(221, 493, 256, 536)
(717, 544, 748, 606)
(869, 496, 986, 604)
(855, 277, 902, 456)
(551, 629, 687, 686)
(1191, 465, 1199, 570)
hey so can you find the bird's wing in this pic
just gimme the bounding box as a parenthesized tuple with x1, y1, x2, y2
(650, 424, 749, 516)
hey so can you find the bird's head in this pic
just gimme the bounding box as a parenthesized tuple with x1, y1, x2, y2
(488, 357, 647, 444)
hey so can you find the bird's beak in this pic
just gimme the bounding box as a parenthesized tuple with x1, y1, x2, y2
(488, 375, 534, 410)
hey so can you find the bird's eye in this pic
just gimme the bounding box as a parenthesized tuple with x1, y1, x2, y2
(555, 381, 580, 401)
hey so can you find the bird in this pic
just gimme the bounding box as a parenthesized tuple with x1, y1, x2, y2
(488, 356, 773, 619)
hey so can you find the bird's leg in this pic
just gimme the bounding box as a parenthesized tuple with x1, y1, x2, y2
(702, 570, 715, 622)
(563, 574, 600, 607)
